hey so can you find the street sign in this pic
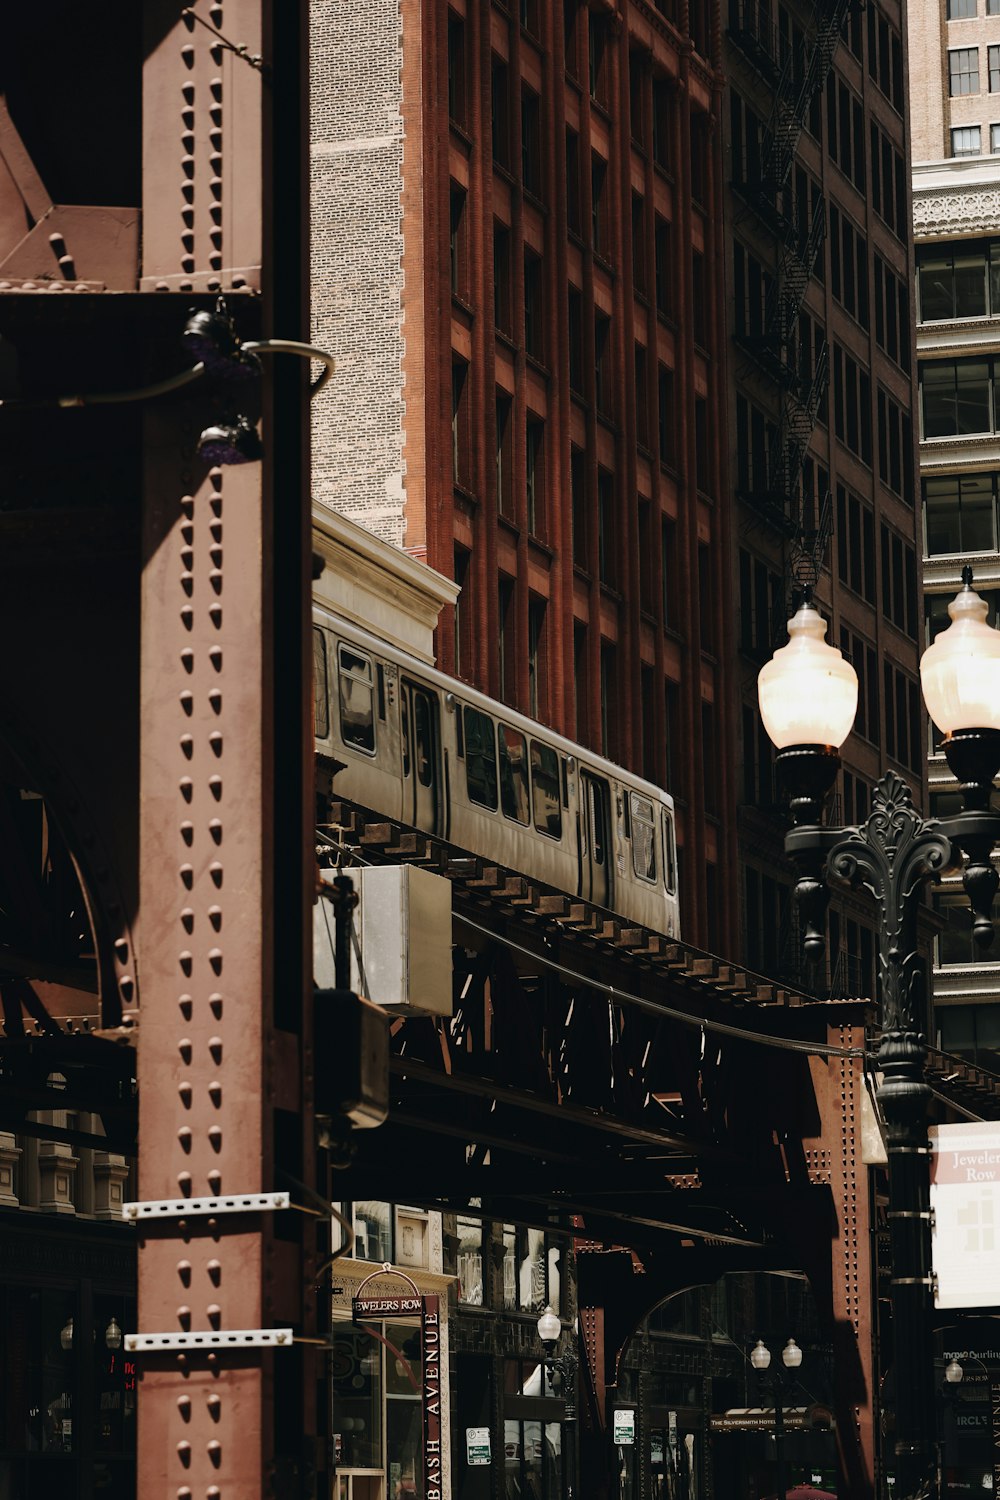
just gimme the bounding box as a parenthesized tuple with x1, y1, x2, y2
(352, 1294, 422, 1318)
(930, 1122, 1000, 1308)
(613, 1409, 636, 1445)
(466, 1427, 491, 1465)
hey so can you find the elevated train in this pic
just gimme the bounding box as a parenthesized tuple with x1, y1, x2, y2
(314, 604, 680, 936)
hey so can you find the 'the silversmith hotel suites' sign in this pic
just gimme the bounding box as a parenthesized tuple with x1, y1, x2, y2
(930, 1122, 1000, 1309)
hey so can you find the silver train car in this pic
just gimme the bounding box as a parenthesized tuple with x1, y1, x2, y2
(314, 605, 680, 936)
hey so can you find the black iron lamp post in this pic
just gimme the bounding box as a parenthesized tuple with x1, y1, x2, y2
(537, 1305, 578, 1500)
(750, 1337, 803, 1500)
(757, 569, 1000, 1500)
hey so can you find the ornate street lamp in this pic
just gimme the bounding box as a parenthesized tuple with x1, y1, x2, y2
(748, 1338, 803, 1500)
(536, 1306, 578, 1498)
(757, 569, 1000, 1500)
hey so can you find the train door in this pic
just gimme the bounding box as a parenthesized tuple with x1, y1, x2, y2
(401, 679, 441, 834)
(580, 771, 612, 910)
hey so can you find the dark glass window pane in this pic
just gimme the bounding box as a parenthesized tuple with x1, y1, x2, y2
(464, 706, 498, 808)
(338, 646, 375, 752)
(498, 725, 530, 823)
(530, 740, 562, 837)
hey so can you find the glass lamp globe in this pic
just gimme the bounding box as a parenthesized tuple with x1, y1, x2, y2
(750, 1339, 771, 1370)
(105, 1316, 123, 1350)
(536, 1306, 561, 1345)
(782, 1338, 803, 1369)
(758, 598, 859, 750)
(945, 1359, 964, 1384)
(920, 571, 1000, 736)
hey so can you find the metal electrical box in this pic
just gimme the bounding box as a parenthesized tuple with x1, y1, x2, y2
(315, 864, 453, 1016)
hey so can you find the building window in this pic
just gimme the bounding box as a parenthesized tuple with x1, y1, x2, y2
(527, 598, 546, 719)
(653, 79, 673, 169)
(454, 547, 470, 675)
(832, 343, 872, 464)
(498, 578, 516, 704)
(448, 13, 467, 126)
(877, 388, 912, 499)
(634, 342, 649, 448)
(948, 0, 977, 17)
(654, 214, 672, 318)
(874, 254, 911, 373)
(881, 524, 918, 639)
(566, 128, 581, 233)
(450, 186, 467, 298)
(589, 13, 608, 103)
(524, 251, 543, 361)
(662, 517, 678, 632)
(591, 152, 609, 260)
(952, 125, 982, 155)
(828, 205, 868, 324)
(923, 472, 999, 554)
(521, 87, 542, 197)
(496, 390, 514, 517)
(564, 0, 579, 76)
(595, 311, 612, 417)
(494, 222, 512, 333)
(658, 365, 675, 467)
(883, 661, 922, 773)
(573, 623, 588, 740)
(597, 467, 615, 585)
(992, 43, 1000, 88)
(920, 357, 994, 437)
(571, 445, 587, 567)
(629, 51, 647, 145)
(992, 123, 1000, 151)
(492, 58, 511, 166)
(452, 359, 470, 487)
(526, 415, 545, 535)
(600, 641, 616, 757)
(840, 627, 879, 746)
(568, 288, 584, 393)
(949, 46, 980, 93)
(870, 120, 907, 239)
(917, 241, 1000, 320)
(836, 486, 876, 604)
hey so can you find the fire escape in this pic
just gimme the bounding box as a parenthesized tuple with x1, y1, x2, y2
(729, 0, 852, 602)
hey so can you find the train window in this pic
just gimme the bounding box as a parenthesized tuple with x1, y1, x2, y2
(630, 793, 657, 882)
(530, 741, 562, 838)
(588, 778, 608, 866)
(377, 663, 387, 720)
(313, 628, 329, 738)
(662, 810, 677, 895)
(414, 692, 434, 787)
(464, 706, 498, 809)
(338, 645, 376, 754)
(498, 725, 530, 823)
(401, 690, 411, 778)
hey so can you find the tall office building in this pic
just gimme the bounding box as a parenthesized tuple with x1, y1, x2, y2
(311, 0, 737, 951)
(724, 0, 924, 996)
(908, 2, 1000, 1069)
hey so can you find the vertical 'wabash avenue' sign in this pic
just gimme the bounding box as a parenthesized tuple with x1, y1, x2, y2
(353, 1267, 442, 1500)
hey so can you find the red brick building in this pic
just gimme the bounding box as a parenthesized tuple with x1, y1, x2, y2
(312, 0, 738, 952)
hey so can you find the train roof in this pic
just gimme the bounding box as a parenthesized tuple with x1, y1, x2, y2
(314, 601, 676, 811)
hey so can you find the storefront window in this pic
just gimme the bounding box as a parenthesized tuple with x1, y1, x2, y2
(332, 1324, 384, 1472)
(502, 1227, 563, 1313)
(504, 1418, 563, 1500)
(332, 1319, 425, 1500)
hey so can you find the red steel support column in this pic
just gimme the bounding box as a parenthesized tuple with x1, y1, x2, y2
(137, 4, 316, 1495)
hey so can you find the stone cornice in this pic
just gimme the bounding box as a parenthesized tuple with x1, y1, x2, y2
(913, 158, 1000, 240)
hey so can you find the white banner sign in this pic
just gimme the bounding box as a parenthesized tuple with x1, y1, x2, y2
(930, 1121, 1000, 1309)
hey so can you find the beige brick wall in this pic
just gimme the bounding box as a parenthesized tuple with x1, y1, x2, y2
(910, 0, 1000, 162)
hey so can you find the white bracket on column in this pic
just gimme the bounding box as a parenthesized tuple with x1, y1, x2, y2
(124, 1328, 294, 1352)
(122, 1191, 290, 1222)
